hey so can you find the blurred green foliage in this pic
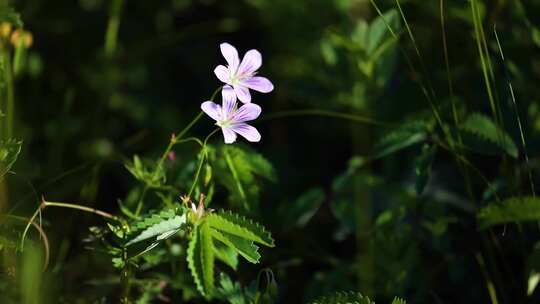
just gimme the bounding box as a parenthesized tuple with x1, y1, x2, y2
(1, 0, 540, 303)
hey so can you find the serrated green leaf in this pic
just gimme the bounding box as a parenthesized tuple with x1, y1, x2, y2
(372, 121, 428, 159)
(0, 139, 22, 179)
(310, 291, 374, 304)
(188, 223, 204, 295)
(459, 113, 518, 158)
(207, 211, 274, 247)
(391, 297, 407, 304)
(129, 208, 177, 235)
(126, 214, 186, 246)
(199, 220, 215, 296)
(214, 242, 239, 270)
(477, 197, 540, 229)
(216, 273, 247, 304)
(188, 221, 215, 297)
(211, 228, 261, 264)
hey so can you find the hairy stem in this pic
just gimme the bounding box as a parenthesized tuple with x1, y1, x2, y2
(21, 198, 120, 250)
(188, 128, 219, 198)
(134, 86, 221, 216)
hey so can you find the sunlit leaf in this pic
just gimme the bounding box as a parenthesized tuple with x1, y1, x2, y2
(207, 211, 274, 247)
(459, 113, 518, 158)
(188, 221, 215, 297)
(477, 196, 540, 229)
(126, 214, 186, 246)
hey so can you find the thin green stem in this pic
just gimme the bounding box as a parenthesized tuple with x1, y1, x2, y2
(154, 87, 221, 175)
(104, 0, 124, 57)
(3, 48, 14, 139)
(21, 199, 120, 250)
(187, 128, 219, 198)
(470, 0, 499, 124)
(261, 109, 394, 127)
(369, 0, 453, 147)
(1, 215, 50, 271)
(134, 186, 148, 217)
(493, 26, 535, 197)
(475, 252, 500, 304)
(133, 87, 221, 215)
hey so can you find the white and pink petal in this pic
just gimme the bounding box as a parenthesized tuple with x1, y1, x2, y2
(231, 123, 261, 142)
(201, 101, 222, 121)
(222, 127, 237, 144)
(234, 84, 252, 103)
(220, 43, 239, 72)
(214, 65, 231, 84)
(233, 103, 261, 122)
(221, 85, 237, 118)
(241, 76, 274, 93)
(238, 49, 262, 76)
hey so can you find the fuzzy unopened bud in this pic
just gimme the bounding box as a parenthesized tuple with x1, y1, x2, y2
(11, 29, 33, 48)
(0, 22, 12, 38)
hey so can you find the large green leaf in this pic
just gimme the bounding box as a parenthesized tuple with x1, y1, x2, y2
(211, 228, 261, 264)
(199, 220, 215, 296)
(213, 241, 239, 270)
(0, 139, 22, 179)
(459, 113, 518, 158)
(477, 197, 540, 229)
(128, 208, 177, 235)
(187, 221, 215, 297)
(207, 211, 274, 247)
(125, 214, 186, 246)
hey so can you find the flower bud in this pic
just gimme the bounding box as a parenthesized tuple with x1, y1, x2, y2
(0, 22, 12, 38)
(11, 29, 33, 48)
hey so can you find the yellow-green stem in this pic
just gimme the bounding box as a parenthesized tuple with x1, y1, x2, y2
(104, 0, 124, 57)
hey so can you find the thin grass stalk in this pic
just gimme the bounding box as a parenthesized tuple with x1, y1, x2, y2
(493, 26, 536, 197)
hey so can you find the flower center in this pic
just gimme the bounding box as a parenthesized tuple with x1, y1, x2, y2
(216, 118, 233, 128)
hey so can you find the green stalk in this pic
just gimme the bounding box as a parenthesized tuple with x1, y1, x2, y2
(187, 128, 219, 199)
(133, 87, 221, 216)
(261, 109, 393, 127)
(470, 0, 498, 123)
(104, 0, 124, 57)
(475, 253, 499, 304)
(3, 48, 14, 139)
(493, 27, 535, 197)
(20, 199, 120, 250)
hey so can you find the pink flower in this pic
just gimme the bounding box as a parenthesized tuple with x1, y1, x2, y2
(201, 85, 261, 144)
(214, 42, 274, 103)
